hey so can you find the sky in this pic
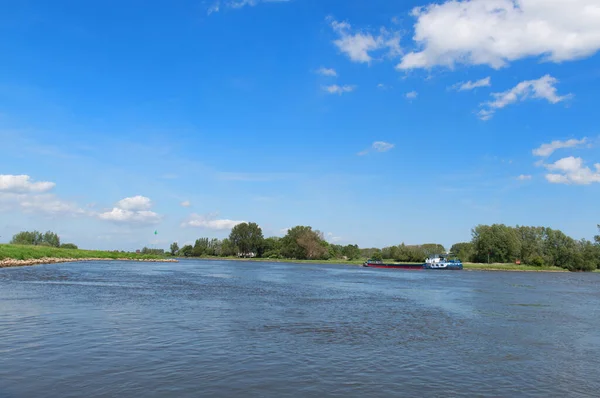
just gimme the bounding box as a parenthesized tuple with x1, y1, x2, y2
(1, 0, 600, 251)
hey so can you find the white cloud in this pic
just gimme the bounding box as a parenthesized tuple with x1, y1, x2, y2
(316, 67, 337, 77)
(451, 77, 491, 91)
(478, 75, 571, 120)
(330, 18, 402, 64)
(397, 0, 600, 70)
(0, 174, 55, 193)
(405, 91, 418, 99)
(0, 192, 86, 216)
(544, 156, 600, 185)
(116, 195, 152, 211)
(532, 138, 587, 157)
(0, 175, 86, 216)
(323, 84, 356, 95)
(327, 232, 343, 243)
(208, 0, 290, 14)
(377, 83, 390, 90)
(180, 200, 191, 207)
(98, 195, 160, 225)
(98, 208, 161, 224)
(517, 174, 532, 181)
(182, 213, 245, 230)
(358, 141, 395, 156)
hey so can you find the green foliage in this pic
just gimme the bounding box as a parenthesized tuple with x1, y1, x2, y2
(280, 226, 328, 260)
(371, 250, 383, 261)
(170, 242, 179, 256)
(420, 243, 446, 256)
(229, 222, 264, 257)
(394, 243, 428, 262)
(141, 247, 165, 255)
(0, 244, 166, 261)
(11, 230, 61, 247)
(530, 256, 545, 267)
(60, 243, 78, 250)
(450, 242, 474, 262)
(179, 245, 193, 257)
(341, 244, 361, 260)
(465, 224, 599, 271)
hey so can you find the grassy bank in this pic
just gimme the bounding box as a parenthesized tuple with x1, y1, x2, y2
(0, 244, 168, 261)
(462, 262, 567, 272)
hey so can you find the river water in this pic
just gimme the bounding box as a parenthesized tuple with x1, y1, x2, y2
(1, 260, 599, 397)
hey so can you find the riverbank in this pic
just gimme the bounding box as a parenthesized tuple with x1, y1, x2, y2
(188, 256, 590, 272)
(0, 244, 177, 268)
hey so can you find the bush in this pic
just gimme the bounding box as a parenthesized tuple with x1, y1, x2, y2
(528, 256, 545, 267)
(60, 243, 79, 250)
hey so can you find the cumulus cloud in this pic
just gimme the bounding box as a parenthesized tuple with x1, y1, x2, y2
(358, 141, 395, 156)
(0, 174, 55, 193)
(450, 77, 491, 91)
(478, 75, 571, 120)
(330, 18, 401, 64)
(0, 175, 86, 216)
(180, 200, 191, 207)
(544, 156, 600, 185)
(0, 192, 86, 215)
(517, 174, 532, 181)
(405, 91, 418, 99)
(323, 84, 356, 95)
(182, 213, 245, 230)
(532, 138, 588, 157)
(98, 195, 160, 225)
(397, 0, 600, 70)
(116, 195, 152, 211)
(98, 208, 161, 224)
(316, 67, 337, 77)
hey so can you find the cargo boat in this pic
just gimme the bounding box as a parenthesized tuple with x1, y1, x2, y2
(362, 260, 424, 270)
(363, 254, 463, 270)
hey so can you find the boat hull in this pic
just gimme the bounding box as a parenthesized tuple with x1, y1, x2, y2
(363, 263, 424, 270)
(423, 263, 463, 270)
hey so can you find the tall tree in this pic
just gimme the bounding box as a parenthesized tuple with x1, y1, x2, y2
(229, 222, 264, 257)
(170, 242, 179, 256)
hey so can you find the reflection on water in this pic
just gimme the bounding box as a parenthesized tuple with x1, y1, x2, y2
(1, 260, 600, 397)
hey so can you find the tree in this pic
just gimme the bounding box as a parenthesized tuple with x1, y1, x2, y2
(471, 224, 521, 263)
(229, 222, 264, 257)
(60, 243, 78, 249)
(371, 250, 383, 261)
(43, 231, 60, 247)
(420, 244, 446, 256)
(180, 245, 193, 257)
(11, 230, 60, 247)
(595, 225, 600, 245)
(341, 244, 361, 260)
(170, 242, 179, 256)
(450, 242, 474, 262)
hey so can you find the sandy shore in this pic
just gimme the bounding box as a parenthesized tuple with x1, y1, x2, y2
(0, 257, 179, 268)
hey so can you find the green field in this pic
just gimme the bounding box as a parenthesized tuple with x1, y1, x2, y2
(0, 244, 167, 261)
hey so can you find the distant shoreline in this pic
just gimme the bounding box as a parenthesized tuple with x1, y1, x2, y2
(185, 256, 587, 272)
(0, 257, 178, 269)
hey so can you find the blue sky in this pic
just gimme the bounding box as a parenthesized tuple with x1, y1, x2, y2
(1, 0, 599, 251)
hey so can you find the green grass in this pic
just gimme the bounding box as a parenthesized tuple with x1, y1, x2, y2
(463, 262, 567, 272)
(0, 244, 167, 261)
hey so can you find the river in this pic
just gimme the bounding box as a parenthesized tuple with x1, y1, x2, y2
(1, 259, 599, 397)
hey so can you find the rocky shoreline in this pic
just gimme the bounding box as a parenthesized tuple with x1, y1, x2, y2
(0, 257, 179, 268)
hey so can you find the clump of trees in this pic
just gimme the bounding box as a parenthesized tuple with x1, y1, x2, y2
(450, 224, 600, 271)
(171, 223, 370, 261)
(10, 230, 78, 249)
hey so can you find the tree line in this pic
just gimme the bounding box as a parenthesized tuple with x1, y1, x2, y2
(450, 224, 600, 271)
(10, 230, 78, 249)
(171, 222, 600, 272)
